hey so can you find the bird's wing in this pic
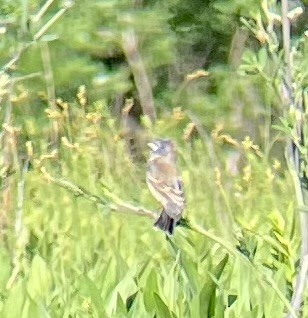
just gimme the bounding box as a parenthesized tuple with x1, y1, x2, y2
(146, 172, 185, 219)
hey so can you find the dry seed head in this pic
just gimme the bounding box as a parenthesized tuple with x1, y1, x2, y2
(242, 136, 253, 149)
(123, 98, 134, 113)
(273, 159, 281, 170)
(113, 134, 121, 142)
(186, 70, 209, 81)
(287, 7, 304, 22)
(56, 98, 69, 110)
(86, 112, 102, 124)
(8, 137, 16, 147)
(40, 149, 58, 161)
(61, 137, 79, 149)
(10, 87, 29, 103)
(211, 124, 224, 139)
(255, 30, 268, 44)
(173, 107, 185, 121)
(2, 123, 20, 134)
(56, 98, 64, 106)
(241, 136, 262, 156)
(243, 165, 251, 182)
(183, 122, 197, 141)
(219, 134, 239, 147)
(0, 74, 9, 97)
(40, 166, 52, 182)
(268, 12, 282, 24)
(45, 109, 62, 119)
(77, 85, 87, 107)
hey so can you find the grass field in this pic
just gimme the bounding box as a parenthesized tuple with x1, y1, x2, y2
(0, 93, 305, 317)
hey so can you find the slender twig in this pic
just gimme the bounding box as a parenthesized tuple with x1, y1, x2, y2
(39, 167, 157, 220)
(12, 72, 42, 83)
(172, 70, 209, 106)
(6, 159, 30, 290)
(40, 41, 58, 145)
(1, 1, 74, 73)
(33, 2, 73, 41)
(15, 159, 29, 235)
(1, 43, 31, 73)
(281, 0, 292, 89)
(32, 0, 56, 23)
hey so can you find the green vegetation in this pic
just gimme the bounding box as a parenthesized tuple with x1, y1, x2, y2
(0, 0, 307, 317)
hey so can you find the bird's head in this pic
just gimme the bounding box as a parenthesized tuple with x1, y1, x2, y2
(148, 139, 175, 159)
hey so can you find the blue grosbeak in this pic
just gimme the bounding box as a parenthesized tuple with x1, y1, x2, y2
(146, 139, 185, 235)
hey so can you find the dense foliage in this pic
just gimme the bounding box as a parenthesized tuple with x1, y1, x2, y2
(0, 0, 307, 317)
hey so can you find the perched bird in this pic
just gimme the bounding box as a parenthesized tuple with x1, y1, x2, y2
(146, 139, 185, 235)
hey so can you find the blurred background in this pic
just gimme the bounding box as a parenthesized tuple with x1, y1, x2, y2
(0, 0, 307, 317)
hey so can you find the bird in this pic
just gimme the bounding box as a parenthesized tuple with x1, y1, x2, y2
(146, 139, 185, 235)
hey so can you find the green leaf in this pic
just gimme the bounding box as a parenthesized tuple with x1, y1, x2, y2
(2, 280, 26, 318)
(153, 293, 175, 318)
(189, 294, 201, 318)
(79, 277, 105, 316)
(213, 292, 224, 318)
(0, 248, 11, 291)
(272, 125, 289, 134)
(126, 291, 138, 312)
(263, 269, 286, 316)
(27, 255, 52, 302)
(257, 47, 267, 69)
(21, 298, 50, 318)
(143, 269, 159, 312)
(180, 254, 198, 292)
(127, 292, 150, 317)
(199, 254, 229, 317)
(115, 293, 127, 315)
(106, 265, 138, 316)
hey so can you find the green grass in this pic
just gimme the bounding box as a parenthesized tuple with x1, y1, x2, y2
(0, 95, 304, 317)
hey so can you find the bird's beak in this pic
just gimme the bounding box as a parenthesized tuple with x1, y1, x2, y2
(147, 142, 159, 151)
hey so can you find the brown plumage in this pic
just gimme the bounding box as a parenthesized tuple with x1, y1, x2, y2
(146, 139, 185, 235)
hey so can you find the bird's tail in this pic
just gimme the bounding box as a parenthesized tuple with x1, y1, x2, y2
(154, 211, 175, 235)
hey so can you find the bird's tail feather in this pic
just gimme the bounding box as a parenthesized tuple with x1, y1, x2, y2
(154, 211, 174, 235)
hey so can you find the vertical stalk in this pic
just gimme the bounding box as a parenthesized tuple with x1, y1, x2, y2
(0, 81, 14, 238)
(40, 41, 59, 146)
(122, 28, 157, 124)
(281, 0, 308, 316)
